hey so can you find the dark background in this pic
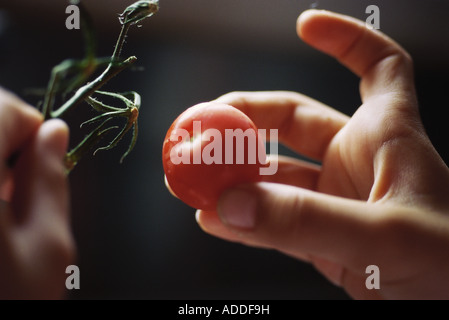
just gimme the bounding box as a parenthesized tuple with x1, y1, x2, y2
(0, 0, 448, 299)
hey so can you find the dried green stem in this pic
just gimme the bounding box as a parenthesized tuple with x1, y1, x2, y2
(40, 0, 159, 173)
(49, 55, 136, 119)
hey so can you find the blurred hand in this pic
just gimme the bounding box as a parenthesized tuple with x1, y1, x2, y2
(0, 87, 75, 299)
(196, 10, 449, 299)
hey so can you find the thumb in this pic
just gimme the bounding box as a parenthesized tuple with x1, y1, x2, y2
(217, 182, 389, 270)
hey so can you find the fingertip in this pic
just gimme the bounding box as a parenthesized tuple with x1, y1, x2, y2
(0, 88, 43, 159)
(297, 9, 319, 35)
(296, 9, 365, 58)
(297, 9, 329, 40)
(195, 209, 202, 223)
(38, 119, 69, 160)
(196, 210, 219, 233)
(23, 104, 44, 125)
(195, 210, 207, 231)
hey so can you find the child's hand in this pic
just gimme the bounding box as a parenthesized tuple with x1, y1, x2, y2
(196, 10, 449, 299)
(0, 87, 75, 299)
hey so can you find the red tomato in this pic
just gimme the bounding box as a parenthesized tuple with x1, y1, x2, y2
(162, 102, 267, 211)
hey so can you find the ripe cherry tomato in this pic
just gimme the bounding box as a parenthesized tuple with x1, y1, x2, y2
(162, 102, 266, 211)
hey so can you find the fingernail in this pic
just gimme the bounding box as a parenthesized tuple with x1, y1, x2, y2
(218, 189, 257, 229)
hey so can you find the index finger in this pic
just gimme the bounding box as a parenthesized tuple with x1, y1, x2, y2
(0, 88, 43, 161)
(0, 88, 42, 188)
(298, 9, 415, 99)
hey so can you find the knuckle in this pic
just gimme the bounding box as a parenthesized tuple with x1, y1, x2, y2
(289, 192, 315, 240)
(265, 187, 310, 244)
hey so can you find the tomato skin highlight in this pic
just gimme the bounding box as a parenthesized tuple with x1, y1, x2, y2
(163, 103, 267, 211)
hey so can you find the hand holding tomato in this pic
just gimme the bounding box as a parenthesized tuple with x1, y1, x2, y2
(191, 10, 449, 300)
